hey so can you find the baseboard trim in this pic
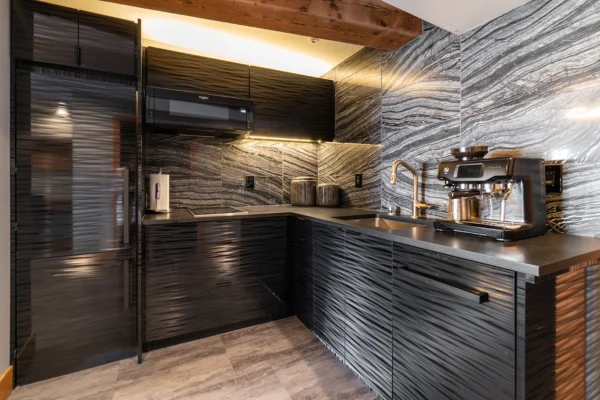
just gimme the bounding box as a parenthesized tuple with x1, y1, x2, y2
(0, 366, 13, 400)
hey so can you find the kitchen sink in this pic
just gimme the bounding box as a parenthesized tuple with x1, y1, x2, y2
(334, 214, 430, 230)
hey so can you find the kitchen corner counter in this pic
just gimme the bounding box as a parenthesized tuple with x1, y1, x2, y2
(143, 206, 600, 278)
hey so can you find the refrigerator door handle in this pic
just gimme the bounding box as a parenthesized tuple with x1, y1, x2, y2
(124, 259, 130, 310)
(123, 167, 129, 245)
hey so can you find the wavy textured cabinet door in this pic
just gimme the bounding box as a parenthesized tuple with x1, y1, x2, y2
(12, 0, 79, 66)
(292, 217, 314, 330)
(146, 47, 250, 97)
(250, 66, 334, 141)
(392, 244, 516, 400)
(240, 218, 290, 316)
(78, 11, 137, 76)
(145, 218, 289, 343)
(345, 231, 393, 400)
(15, 69, 136, 260)
(16, 251, 136, 384)
(313, 223, 346, 359)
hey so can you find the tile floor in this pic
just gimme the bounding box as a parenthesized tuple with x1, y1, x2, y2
(9, 317, 375, 400)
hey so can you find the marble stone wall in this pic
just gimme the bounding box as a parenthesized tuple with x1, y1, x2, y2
(146, 135, 380, 209)
(329, 0, 600, 237)
(146, 135, 320, 208)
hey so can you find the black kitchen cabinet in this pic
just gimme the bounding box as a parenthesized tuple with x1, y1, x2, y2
(14, 68, 137, 384)
(250, 66, 334, 141)
(12, 0, 79, 67)
(345, 231, 393, 400)
(313, 223, 346, 359)
(145, 218, 289, 344)
(146, 47, 250, 98)
(78, 11, 137, 76)
(292, 217, 314, 330)
(12, 0, 137, 75)
(15, 252, 136, 384)
(392, 244, 516, 400)
(239, 217, 290, 318)
(15, 70, 136, 260)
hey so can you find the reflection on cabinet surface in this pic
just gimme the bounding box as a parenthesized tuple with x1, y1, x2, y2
(14, 67, 137, 384)
(145, 218, 290, 344)
(16, 252, 136, 384)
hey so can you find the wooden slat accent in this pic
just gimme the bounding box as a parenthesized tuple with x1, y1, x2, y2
(103, 0, 422, 50)
(0, 366, 13, 400)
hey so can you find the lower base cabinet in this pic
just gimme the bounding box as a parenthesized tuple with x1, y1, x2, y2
(313, 223, 347, 359)
(292, 217, 314, 330)
(144, 218, 289, 344)
(392, 244, 516, 400)
(345, 231, 393, 400)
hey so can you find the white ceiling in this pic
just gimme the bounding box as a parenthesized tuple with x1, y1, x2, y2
(383, 0, 532, 34)
(41, 0, 362, 77)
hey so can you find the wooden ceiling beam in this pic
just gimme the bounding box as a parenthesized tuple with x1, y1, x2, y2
(102, 0, 422, 50)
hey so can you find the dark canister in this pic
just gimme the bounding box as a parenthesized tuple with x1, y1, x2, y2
(316, 183, 340, 207)
(291, 176, 317, 206)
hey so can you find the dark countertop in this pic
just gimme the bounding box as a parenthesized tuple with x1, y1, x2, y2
(143, 205, 600, 277)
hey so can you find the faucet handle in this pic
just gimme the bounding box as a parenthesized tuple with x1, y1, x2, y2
(415, 202, 435, 211)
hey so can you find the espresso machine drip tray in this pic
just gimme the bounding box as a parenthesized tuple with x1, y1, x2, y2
(434, 220, 534, 242)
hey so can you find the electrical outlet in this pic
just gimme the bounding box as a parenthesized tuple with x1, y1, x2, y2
(245, 176, 255, 189)
(545, 163, 563, 193)
(355, 173, 363, 188)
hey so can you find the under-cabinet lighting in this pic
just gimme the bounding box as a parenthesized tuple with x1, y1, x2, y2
(244, 135, 322, 143)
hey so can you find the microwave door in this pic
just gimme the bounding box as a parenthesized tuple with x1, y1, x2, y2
(149, 90, 251, 132)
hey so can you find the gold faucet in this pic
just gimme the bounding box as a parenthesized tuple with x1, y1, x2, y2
(390, 160, 435, 218)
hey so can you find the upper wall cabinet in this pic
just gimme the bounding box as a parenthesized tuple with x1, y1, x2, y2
(77, 11, 137, 76)
(250, 67, 334, 141)
(12, 1, 79, 67)
(146, 47, 250, 98)
(12, 0, 138, 76)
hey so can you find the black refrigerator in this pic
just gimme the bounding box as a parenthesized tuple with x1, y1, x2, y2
(14, 66, 138, 384)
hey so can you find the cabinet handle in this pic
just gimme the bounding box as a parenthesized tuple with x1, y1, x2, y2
(124, 259, 130, 310)
(123, 167, 129, 244)
(396, 267, 489, 304)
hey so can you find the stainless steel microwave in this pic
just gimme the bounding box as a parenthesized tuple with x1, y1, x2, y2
(145, 86, 253, 138)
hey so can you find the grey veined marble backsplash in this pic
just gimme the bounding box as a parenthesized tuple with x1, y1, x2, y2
(324, 0, 600, 238)
(146, 135, 381, 210)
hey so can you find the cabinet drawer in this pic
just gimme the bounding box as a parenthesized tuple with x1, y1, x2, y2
(392, 244, 515, 400)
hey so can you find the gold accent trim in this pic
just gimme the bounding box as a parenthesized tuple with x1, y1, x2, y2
(0, 366, 13, 400)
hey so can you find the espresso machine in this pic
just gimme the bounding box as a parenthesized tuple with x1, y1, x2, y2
(434, 146, 546, 241)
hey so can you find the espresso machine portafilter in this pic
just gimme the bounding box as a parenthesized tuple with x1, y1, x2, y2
(434, 146, 546, 242)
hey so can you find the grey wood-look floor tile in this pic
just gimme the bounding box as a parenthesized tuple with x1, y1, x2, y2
(274, 343, 375, 400)
(10, 362, 120, 400)
(10, 318, 372, 400)
(221, 317, 316, 374)
(113, 336, 236, 400)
